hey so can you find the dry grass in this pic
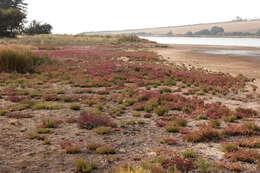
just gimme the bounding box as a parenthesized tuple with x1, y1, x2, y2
(86, 20, 260, 35)
(0, 46, 51, 73)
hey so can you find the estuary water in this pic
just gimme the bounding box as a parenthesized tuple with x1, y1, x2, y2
(141, 36, 260, 57)
(141, 36, 260, 48)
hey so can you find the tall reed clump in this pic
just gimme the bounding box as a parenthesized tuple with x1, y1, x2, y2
(0, 48, 51, 73)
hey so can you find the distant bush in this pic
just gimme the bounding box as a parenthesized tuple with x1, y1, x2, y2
(24, 20, 53, 35)
(192, 26, 258, 36)
(257, 30, 260, 36)
(185, 31, 193, 36)
(167, 31, 173, 36)
(210, 26, 224, 35)
(118, 35, 142, 42)
(0, 49, 51, 73)
(224, 32, 254, 36)
(194, 29, 211, 35)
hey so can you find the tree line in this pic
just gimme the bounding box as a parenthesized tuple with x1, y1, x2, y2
(0, 0, 53, 37)
(185, 26, 260, 37)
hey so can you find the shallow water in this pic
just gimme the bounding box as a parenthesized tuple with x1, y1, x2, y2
(203, 50, 260, 57)
(141, 36, 260, 48)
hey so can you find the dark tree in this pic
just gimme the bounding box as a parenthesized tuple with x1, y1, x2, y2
(0, 0, 27, 37)
(0, 8, 26, 37)
(24, 20, 53, 35)
(194, 29, 211, 35)
(210, 26, 224, 35)
(256, 30, 260, 36)
(167, 31, 173, 36)
(0, 0, 27, 11)
(185, 31, 193, 36)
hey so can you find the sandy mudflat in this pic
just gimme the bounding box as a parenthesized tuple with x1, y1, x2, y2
(153, 44, 260, 91)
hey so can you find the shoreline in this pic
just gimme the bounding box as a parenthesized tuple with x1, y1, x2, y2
(142, 35, 260, 39)
(152, 44, 260, 91)
(141, 37, 260, 48)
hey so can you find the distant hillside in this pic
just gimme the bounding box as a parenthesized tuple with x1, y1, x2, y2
(82, 20, 260, 36)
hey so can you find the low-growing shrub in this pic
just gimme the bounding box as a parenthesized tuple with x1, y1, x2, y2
(132, 112, 141, 117)
(137, 119, 145, 125)
(195, 159, 212, 173)
(7, 96, 27, 102)
(133, 103, 145, 111)
(236, 138, 260, 148)
(109, 106, 124, 117)
(223, 116, 238, 123)
(60, 141, 81, 154)
(144, 114, 152, 118)
(65, 117, 77, 123)
(221, 143, 239, 153)
(224, 149, 260, 163)
(223, 123, 260, 136)
(216, 161, 244, 172)
(42, 138, 51, 145)
(174, 118, 187, 127)
(127, 120, 136, 126)
(159, 138, 178, 145)
(41, 118, 58, 128)
(70, 104, 81, 111)
(183, 125, 221, 142)
(62, 96, 73, 102)
(182, 150, 197, 158)
(94, 127, 112, 135)
(165, 122, 180, 133)
(119, 121, 127, 128)
(96, 145, 116, 154)
(87, 143, 102, 151)
(28, 132, 45, 140)
(154, 107, 168, 116)
(0, 110, 7, 116)
(6, 112, 32, 119)
(210, 119, 221, 128)
(156, 120, 167, 127)
(56, 90, 65, 94)
(162, 155, 195, 172)
(66, 145, 81, 154)
(74, 159, 98, 173)
(111, 164, 150, 173)
(95, 104, 104, 112)
(32, 102, 63, 110)
(235, 107, 258, 118)
(118, 35, 142, 42)
(78, 112, 116, 130)
(36, 128, 50, 134)
(44, 94, 59, 101)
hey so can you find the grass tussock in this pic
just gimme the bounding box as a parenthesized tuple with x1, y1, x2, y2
(32, 102, 63, 110)
(112, 166, 151, 173)
(74, 159, 98, 173)
(0, 47, 51, 73)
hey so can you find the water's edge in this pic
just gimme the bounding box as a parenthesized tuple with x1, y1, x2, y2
(141, 36, 260, 48)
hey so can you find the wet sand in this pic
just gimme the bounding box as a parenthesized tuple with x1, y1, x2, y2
(152, 45, 260, 91)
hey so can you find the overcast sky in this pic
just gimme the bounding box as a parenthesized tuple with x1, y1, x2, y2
(25, 0, 260, 34)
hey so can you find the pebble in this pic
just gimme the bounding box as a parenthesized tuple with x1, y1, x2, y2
(147, 152, 157, 157)
(119, 148, 126, 153)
